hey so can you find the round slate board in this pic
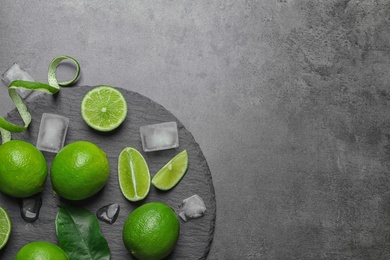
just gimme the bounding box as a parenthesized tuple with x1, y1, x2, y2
(0, 85, 216, 260)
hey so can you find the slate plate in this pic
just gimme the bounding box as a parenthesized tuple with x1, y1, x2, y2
(0, 85, 216, 259)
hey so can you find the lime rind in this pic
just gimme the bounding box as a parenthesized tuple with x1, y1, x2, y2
(0, 207, 11, 250)
(81, 86, 128, 132)
(48, 56, 80, 87)
(0, 81, 55, 135)
(152, 150, 188, 190)
(118, 147, 150, 202)
(0, 56, 80, 144)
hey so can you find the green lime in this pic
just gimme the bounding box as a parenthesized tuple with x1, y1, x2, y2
(0, 207, 11, 250)
(15, 241, 68, 260)
(152, 150, 188, 190)
(50, 141, 110, 200)
(123, 202, 180, 260)
(118, 147, 150, 202)
(0, 140, 48, 197)
(81, 86, 127, 132)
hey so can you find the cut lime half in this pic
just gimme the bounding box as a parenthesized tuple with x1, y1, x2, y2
(118, 147, 150, 202)
(0, 207, 11, 250)
(152, 150, 188, 190)
(81, 86, 127, 132)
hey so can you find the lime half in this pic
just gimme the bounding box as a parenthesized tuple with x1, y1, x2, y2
(118, 147, 150, 202)
(152, 150, 188, 190)
(0, 207, 11, 250)
(81, 86, 127, 132)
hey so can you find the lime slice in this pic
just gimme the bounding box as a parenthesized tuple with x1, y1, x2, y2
(152, 150, 188, 190)
(0, 207, 11, 250)
(118, 147, 150, 202)
(81, 86, 127, 132)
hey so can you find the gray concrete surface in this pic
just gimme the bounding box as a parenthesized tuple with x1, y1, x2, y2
(1, 0, 390, 259)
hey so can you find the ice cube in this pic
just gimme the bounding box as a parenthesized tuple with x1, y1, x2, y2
(20, 194, 42, 223)
(36, 113, 69, 153)
(2, 63, 34, 99)
(140, 121, 179, 152)
(96, 203, 120, 224)
(179, 194, 206, 221)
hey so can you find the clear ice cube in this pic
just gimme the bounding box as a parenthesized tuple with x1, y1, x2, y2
(179, 194, 206, 221)
(2, 63, 34, 99)
(96, 203, 120, 224)
(36, 113, 69, 153)
(20, 194, 42, 223)
(140, 121, 179, 152)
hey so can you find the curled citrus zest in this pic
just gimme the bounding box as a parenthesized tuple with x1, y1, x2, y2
(0, 56, 80, 144)
(48, 55, 80, 88)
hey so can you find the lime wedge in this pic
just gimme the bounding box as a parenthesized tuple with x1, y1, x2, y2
(81, 86, 127, 132)
(0, 207, 11, 250)
(118, 147, 150, 202)
(152, 150, 188, 190)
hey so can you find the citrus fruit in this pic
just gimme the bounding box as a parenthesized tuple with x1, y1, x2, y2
(50, 141, 110, 200)
(122, 202, 180, 260)
(81, 85, 127, 132)
(0, 207, 11, 250)
(0, 140, 48, 198)
(152, 150, 188, 190)
(118, 147, 150, 202)
(15, 241, 68, 260)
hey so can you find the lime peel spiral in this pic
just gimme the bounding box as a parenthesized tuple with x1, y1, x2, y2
(0, 56, 80, 144)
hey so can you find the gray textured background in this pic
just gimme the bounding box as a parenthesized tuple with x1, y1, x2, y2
(1, 1, 390, 259)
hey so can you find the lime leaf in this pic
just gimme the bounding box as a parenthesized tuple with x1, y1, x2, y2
(55, 205, 110, 260)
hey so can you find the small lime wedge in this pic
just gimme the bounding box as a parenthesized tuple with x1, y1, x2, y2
(0, 207, 11, 250)
(152, 150, 188, 190)
(81, 86, 127, 132)
(118, 147, 150, 202)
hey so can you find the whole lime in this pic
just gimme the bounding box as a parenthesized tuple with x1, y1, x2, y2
(123, 202, 180, 260)
(50, 141, 110, 200)
(15, 241, 68, 260)
(0, 140, 47, 198)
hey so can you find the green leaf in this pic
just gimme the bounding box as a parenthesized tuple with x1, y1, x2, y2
(55, 205, 110, 260)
